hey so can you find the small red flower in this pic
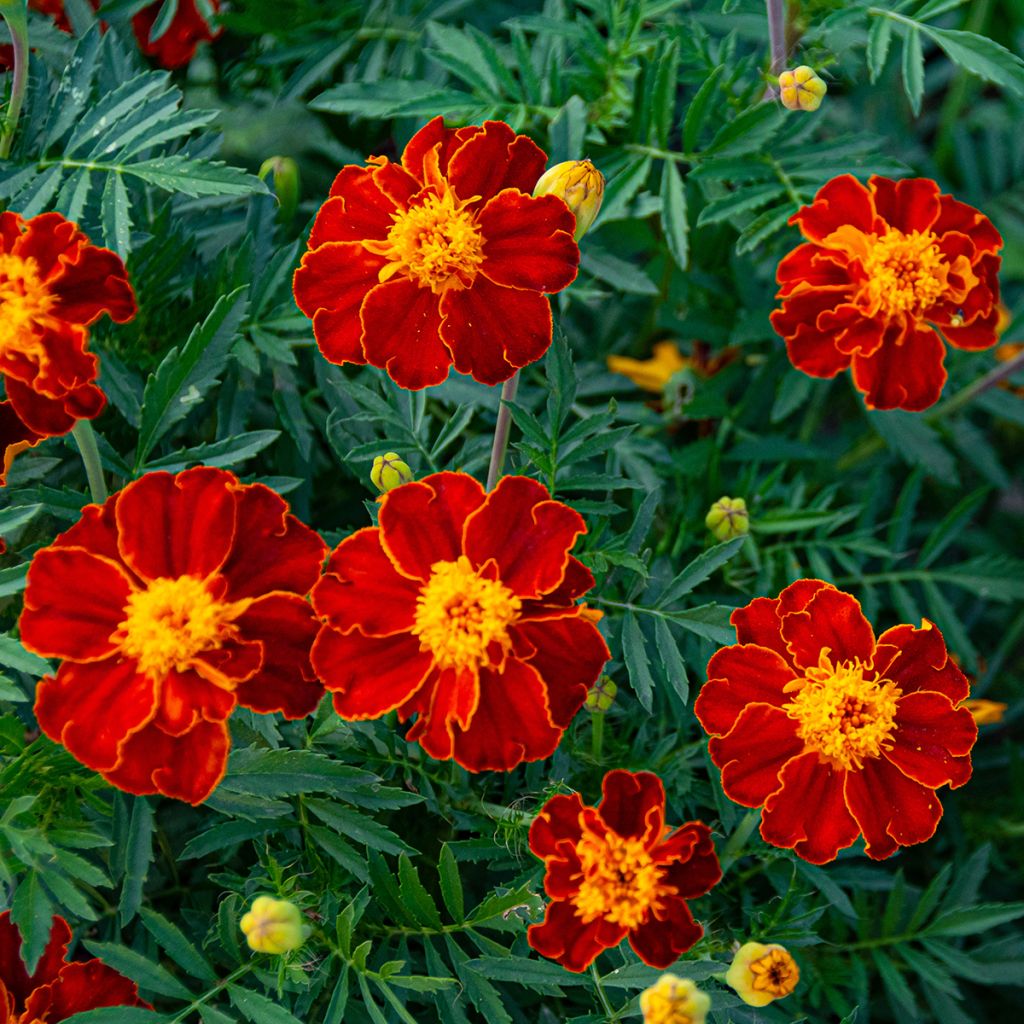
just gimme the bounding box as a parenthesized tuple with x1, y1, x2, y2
(293, 117, 580, 390)
(771, 175, 1002, 411)
(527, 770, 721, 972)
(132, 0, 221, 69)
(311, 472, 609, 771)
(19, 467, 327, 804)
(0, 912, 149, 1021)
(0, 212, 135, 484)
(694, 579, 977, 864)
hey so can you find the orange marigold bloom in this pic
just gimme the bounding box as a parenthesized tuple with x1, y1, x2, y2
(527, 770, 721, 972)
(19, 467, 327, 805)
(694, 579, 977, 864)
(771, 175, 1002, 411)
(0, 911, 149, 1021)
(725, 941, 800, 1007)
(133, 0, 221, 69)
(0, 212, 135, 485)
(293, 117, 579, 390)
(311, 472, 609, 770)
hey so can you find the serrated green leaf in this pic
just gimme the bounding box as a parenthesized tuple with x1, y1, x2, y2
(228, 985, 304, 1024)
(438, 844, 465, 922)
(902, 26, 925, 116)
(0, 635, 50, 677)
(660, 160, 688, 270)
(83, 940, 193, 999)
(683, 65, 724, 153)
(925, 902, 1024, 937)
(621, 611, 655, 711)
(657, 537, 746, 607)
(125, 156, 268, 197)
(921, 25, 1024, 96)
(11, 871, 55, 974)
(140, 907, 216, 983)
(100, 170, 131, 258)
(398, 854, 444, 929)
(868, 17, 894, 81)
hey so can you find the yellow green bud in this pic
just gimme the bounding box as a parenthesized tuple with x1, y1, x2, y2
(239, 896, 306, 954)
(705, 496, 749, 541)
(259, 155, 300, 225)
(533, 159, 605, 240)
(585, 676, 617, 713)
(726, 942, 800, 1007)
(640, 974, 711, 1024)
(778, 66, 827, 112)
(370, 452, 414, 494)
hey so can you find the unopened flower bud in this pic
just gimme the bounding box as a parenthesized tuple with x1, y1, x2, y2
(640, 974, 711, 1024)
(726, 942, 799, 1007)
(240, 896, 307, 954)
(259, 156, 300, 225)
(585, 676, 617, 713)
(778, 66, 827, 112)
(705, 497, 749, 541)
(533, 159, 605, 240)
(371, 452, 414, 494)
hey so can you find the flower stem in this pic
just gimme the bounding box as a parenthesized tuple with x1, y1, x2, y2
(765, 0, 787, 77)
(590, 964, 619, 1022)
(0, 1, 29, 160)
(486, 371, 520, 491)
(71, 419, 108, 504)
(590, 711, 604, 762)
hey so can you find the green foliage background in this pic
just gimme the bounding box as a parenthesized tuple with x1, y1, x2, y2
(0, 0, 1022, 1021)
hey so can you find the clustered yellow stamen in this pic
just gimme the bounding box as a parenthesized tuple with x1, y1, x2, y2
(0, 253, 54, 357)
(859, 228, 948, 320)
(785, 651, 901, 770)
(572, 829, 671, 929)
(749, 947, 800, 998)
(411, 556, 521, 672)
(115, 575, 250, 679)
(366, 188, 484, 294)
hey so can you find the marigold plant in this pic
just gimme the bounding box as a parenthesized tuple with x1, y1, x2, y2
(694, 579, 978, 863)
(527, 770, 721, 971)
(312, 471, 609, 770)
(293, 116, 579, 389)
(19, 467, 327, 804)
(771, 175, 1002, 410)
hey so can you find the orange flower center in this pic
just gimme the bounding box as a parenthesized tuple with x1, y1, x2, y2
(115, 575, 251, 679)
(368, 189, 485, 294)
(858, 228, 948, 320)
(411, 556, 520, 672)
(749, 948, 800, 997)
(572, 828, 672, 929)
(0, 253, 54, 357)
(784, 652, 901, 770)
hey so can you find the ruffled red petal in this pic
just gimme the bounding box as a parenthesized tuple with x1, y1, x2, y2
(405, 665, 479, 761)
(868, 176, 942, 235)
(219, 482, 326, 600)
(5, 367, 94, 437)
(378, 472, 486, 581)
(51, 244, 136, 326)
(446, 121, 548, 204)
(51, 499, 121, 560)
(527, 898, 611, 974)
(232, 593, 323, 718)
(314, 627, 433, 719)
(521, 556, 595, 616)
(0, 400, 42, 485)
(103, 718, 229, 804)
(513, 615, 608, 727)
(114, 467, 237, 582)
(401, 117, 458, 184)
(27, 959, 148, 1018)
(312, 528, 419, 636)
(941, 309, 1000, 351)
(440, 277, 554, 384)
(696, 644, 798, 737)
(780, 585, 876, 672)
(886, 692, 975, 788)
(790, 174, 878, 243)
(464, 475, 585, 599)
(596, 770, 665, 843)
(844, 756, 943, 860)
(658, 822, 722, 900)
(760, 752, 859, 864)
(0, 911, 71, 1005)
(710, 704, 804, 807)
(152, 666, 237, 735)
(309, 169, 401, 247)
(34, 660, 157, 773)
(478, 191, 578, 293)
(873, 620, 970, 703)
(528, 792, 585, 860)
(628, 897, 703, 968)
(20, 548, 132, 661)
(360, 278, 450, 389)
(851, 324, 948, 411)
(778, 313, 855, 378)
(132, 0, 221, 69)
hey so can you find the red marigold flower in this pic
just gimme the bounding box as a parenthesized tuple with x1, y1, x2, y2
(694, 579, 977, 864)
(133, 0, 222, 69)
(770, 174, 1002, 411)
(0, 212, 135, 484)
(19, 467, 327, 805)
(293, 117, 580, 390)
(527, 770, 721, 972)
(311, 472, 609, 770)
(0, 911, 150, 1021)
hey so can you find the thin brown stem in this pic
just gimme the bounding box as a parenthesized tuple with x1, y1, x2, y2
(766, 0, 788, 77)
(486, 372, 520, 490)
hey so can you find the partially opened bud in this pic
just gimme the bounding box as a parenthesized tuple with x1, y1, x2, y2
(585, 676, 617, 713)
(705, 496, 749, 541)
(371, 452, 414, 494)
(778, 65, 827, 112)
(726, 942, 800, 1007)
(240, 896, 306, 954)
(259, 155, 300, 225)
(640, 974, 711, 1024)
(533, 159, 605, 239)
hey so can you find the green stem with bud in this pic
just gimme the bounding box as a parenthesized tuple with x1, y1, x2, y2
(0, 0, 29, 160)
(486, 372, 519, 490)
(765, 0, 787, 77)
